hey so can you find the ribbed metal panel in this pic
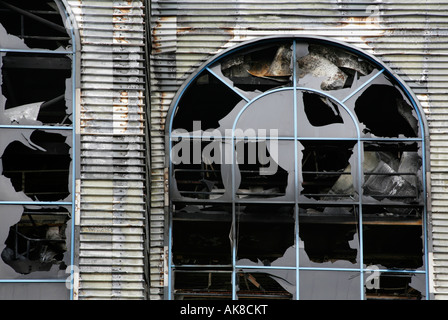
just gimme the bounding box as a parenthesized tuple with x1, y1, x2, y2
(67, 0, 147, 299)
(149, 0, 448, 300)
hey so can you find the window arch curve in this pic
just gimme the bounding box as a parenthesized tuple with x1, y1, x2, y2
(167, 36, 429, 300)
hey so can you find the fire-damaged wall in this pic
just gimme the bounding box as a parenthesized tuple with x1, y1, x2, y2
(0, 0, 148, 300)
(3, 0, 448, 301)
(148, 0, 448, 300)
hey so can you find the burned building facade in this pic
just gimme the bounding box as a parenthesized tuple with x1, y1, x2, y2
(0, 0, 447, 300)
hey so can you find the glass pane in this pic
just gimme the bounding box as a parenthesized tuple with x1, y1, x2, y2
(343, 73, 420, 138)
(363, 142, 423, 206)
(171, 138, 231, 202)
(0, 2, 71, 50)
(362, 210, 424, 270)
(300, 140, 358, 201)
(174, 270, 232, 300)
(0, 129, 72, 202)
(172, 69, 246, 132)
(299, 270, 361, 300)
(364, 271, 426, 300)
(172, 215, 232, 266)
(0, 282, 70, 300)
(299, 205, 360, 268)
(0, 52, 72, 126)
(236, 204, 295, 267)
(0, 205, 71, 279)
(235, 89, 294, 138)
(296, 90, 358, 138)
(237, 268, 295, 300)
(236, 140, 290, 200)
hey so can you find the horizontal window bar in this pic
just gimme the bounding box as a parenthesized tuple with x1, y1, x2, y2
(0, 125, 73, 130)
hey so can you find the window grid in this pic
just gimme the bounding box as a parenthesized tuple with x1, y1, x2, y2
(168, 37, 429, 300)
(0, 4, 76, 299)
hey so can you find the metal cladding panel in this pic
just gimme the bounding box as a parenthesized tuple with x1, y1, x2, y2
(66, 0, 147, 299)
(149, 0, 448, 300)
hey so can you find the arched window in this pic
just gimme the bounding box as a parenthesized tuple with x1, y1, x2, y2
(0, 0, 77, 300)
(167, 36, 429, 300)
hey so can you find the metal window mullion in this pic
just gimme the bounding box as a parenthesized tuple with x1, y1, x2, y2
(293, 40, 300, 301)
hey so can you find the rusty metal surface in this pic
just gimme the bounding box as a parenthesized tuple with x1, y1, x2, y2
(67, 0, 147, 300)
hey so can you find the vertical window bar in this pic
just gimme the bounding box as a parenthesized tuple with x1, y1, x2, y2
(293, 40, 300, 300)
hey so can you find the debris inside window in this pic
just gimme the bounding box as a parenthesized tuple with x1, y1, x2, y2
(1, 206, 69, 275)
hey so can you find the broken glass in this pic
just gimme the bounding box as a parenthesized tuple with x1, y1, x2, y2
(363, 142, 423, 207)
(364, 272, 426, 300)
(299, 205, 360, 268)
(363, 216, 424, 270)
(171, 137, 234, 202)
(172, 70, 245, 132)
(0, 129, 72, 202)
(236, 204, 295, 267)
(299, 270, 360, 300)
(0, 1, 71, 50)
(235, 140, 289, 200)
(301, 140, 357, 201)
(172, 206, 232, 266)
(174, 270, 232, 300)
(0, 52, 72, 126)
(297, 90, 358, 138)
(237, 268, 296, 300)
(0, 205, 71, 278)
(354, 83, 419, 138)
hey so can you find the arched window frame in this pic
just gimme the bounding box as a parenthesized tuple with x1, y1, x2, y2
(166, 35, 431, 300)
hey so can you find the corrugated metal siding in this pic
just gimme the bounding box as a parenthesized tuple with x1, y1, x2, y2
(149, 0, 448, 300)
(67, 0, 147, 299)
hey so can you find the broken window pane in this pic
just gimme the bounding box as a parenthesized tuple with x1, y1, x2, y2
(236, 204, 295, 267)
(0, 205, 71, 278)
(363, 142, 423, 206)
(172, 204, 232, 266)
(0, 52, 72, 126)
(0, 129, 72, 202)
(172, 70, 244, 132)
(364, 272, 426, 300)
(299, 205, 359, 268)
(297, 90, 358, 138)
(174, 270, 232, 300)
(363, 211, 424, 270)
(171, 138, 229, 201)
(299, 270, 360, 300)
(237, 269, 295, 300)
(0, 1, 71, 50)
(301, 140, 357, 201)
(236, 140, 289, 199)
(355, 83, 419, 138)
(234, 89, 294, 137)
